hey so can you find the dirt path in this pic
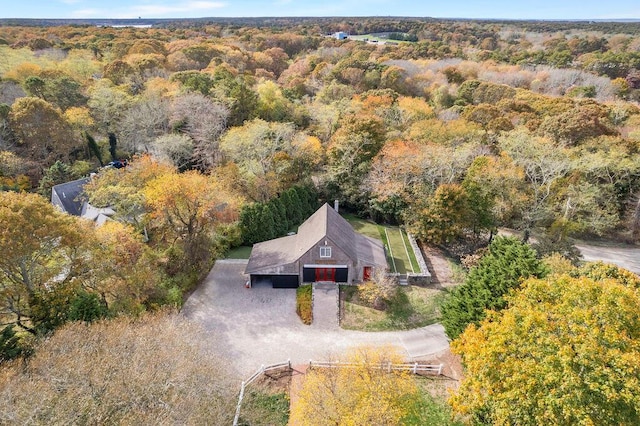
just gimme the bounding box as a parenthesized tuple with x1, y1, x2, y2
(420, 244, 457, 288)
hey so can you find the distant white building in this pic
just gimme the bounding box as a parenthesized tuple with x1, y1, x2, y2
(333, 31, 348, 40)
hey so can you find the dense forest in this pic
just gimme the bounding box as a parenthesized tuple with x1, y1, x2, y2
(1, 17, 640, 423)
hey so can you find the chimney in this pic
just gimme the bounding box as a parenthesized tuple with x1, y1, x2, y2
(334, 199, 339, 213)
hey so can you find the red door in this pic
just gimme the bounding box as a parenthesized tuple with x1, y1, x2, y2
(363, 266, 372, 281)
(315, 268, 336, 282)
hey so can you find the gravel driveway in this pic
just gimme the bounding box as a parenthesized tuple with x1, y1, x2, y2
(182, 260, 450, 375)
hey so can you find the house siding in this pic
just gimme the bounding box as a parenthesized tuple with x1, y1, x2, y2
(245, 203, 387, 287)
(297, 237, 356, 283)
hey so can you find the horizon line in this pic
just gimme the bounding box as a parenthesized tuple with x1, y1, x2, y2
(1, 16, 639, 22)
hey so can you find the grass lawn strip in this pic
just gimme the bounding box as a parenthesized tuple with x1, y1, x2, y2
(386, 226, 413, 274)
(401, 229, 421, 273)
(225, 245, 252, 259)
(399, 228, 415, 273)
(384, 227, 399, 274)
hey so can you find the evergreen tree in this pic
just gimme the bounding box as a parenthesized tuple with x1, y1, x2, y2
(286, 187, 304, 226)
(108, 132, 118, 162)
(68, 291, 107, 323)
(294, 185, 318, 217)
(268, 198, 287, 237)
(280, 188, 297, 227)
(85, 132, 104, 166)
(440, 236, 547, 339)
(258, 204, 277, 241)
(273, 197, 289, 234)
(239, 204, 260, 245)
(0, 325, 23, 361)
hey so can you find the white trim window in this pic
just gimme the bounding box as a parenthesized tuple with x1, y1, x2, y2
(320, 246, 332, 258)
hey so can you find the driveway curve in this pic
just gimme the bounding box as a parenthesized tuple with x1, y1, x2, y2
(182, 260, 449, 375)
(576, 243, 640, 275)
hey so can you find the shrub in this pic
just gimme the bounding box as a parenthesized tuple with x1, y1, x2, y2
(357, 270, 398, 310)
(296, 285, 313, 325)
(0, 325, 23, 362)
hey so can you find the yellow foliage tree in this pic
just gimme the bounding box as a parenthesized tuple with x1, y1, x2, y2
(290, 347, 423, 426)
(87, 221, 161, 313)
(64, 106, 95, 131)
(143, 171, 240, 264)
(9, 96, 76, 164)
(0, 191, 90, 333)
(450, 273, 640, 425)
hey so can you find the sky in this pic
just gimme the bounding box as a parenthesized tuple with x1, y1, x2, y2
(2, 0, 640, 20)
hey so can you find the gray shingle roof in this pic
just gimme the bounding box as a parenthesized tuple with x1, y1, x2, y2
(245, 235, 299, 274)
(295, 203, 358, 261)
(245, 203, 386, 274)
(51, 177, 90, 216)
(355, 233, 387, 267)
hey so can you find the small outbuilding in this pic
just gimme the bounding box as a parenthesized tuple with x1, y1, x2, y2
(245, 203, 387, 288)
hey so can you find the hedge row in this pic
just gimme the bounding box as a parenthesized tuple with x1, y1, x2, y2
(296, 285, 313, 325)
(239, 185, 319, 245)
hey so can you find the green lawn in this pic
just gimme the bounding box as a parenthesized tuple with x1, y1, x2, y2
(342, 214, 419, 274)
(224, 245, 252, 259)
(401, 229, 421, 272)
(342, 213, 385, 240)
(237, 388, 289, 426)
(341, 285, 445, 331)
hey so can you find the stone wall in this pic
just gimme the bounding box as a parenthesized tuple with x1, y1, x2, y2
(406, 232, 432, 285)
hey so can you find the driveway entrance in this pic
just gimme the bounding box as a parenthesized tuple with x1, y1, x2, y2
(182, 260, 450, 375)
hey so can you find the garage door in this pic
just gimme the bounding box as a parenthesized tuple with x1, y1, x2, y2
(251, 274, 299, 288)
(302, 267, 348, 283)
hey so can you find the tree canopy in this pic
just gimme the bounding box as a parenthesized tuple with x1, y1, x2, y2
(450, 270, 640, 425)
(290, 346, 458, 426)
(0, 191, 89, 334)
(0, 312, 237, 424)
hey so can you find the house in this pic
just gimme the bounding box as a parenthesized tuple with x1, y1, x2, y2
(245, 203, 387, 288)
(51, 178, 114, 225)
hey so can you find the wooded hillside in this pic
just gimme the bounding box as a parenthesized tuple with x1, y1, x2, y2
(1, 18, 640, 424)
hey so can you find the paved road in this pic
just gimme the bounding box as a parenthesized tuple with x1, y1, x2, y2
(182, 260, 450, 375)
(576, 243, 640, 275)
(499, 228, 640, 275)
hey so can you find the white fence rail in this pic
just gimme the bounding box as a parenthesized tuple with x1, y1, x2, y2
(233, 359, 444, 425)
(233, 360, 292, 426)
(308, 360, 443, 375)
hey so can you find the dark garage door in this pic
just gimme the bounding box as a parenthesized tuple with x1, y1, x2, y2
(251, 274, 299, 288)
(302, 267, 348, 283)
